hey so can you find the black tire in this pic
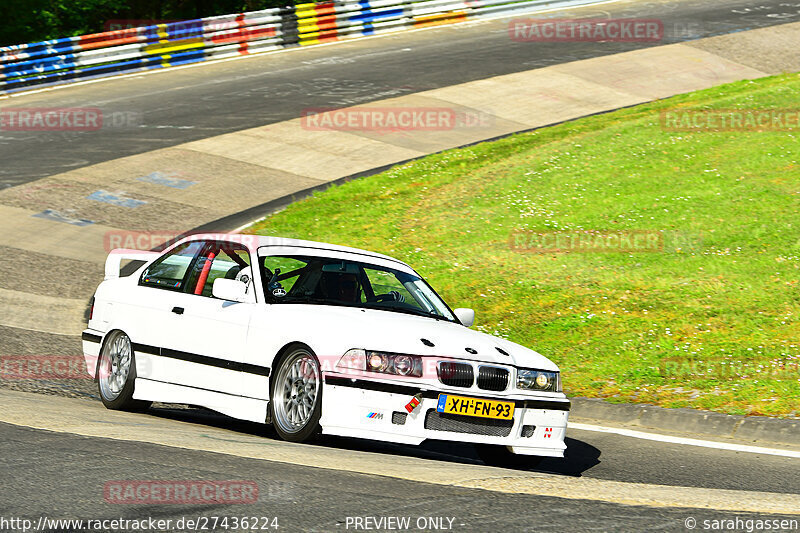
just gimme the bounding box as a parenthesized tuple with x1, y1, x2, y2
(269, 345, 322, 443)
(96, 331, 151, 411)
(475, 444, 543, 469)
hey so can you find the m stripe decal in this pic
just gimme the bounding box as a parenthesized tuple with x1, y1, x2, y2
(131, 343, 270, 377)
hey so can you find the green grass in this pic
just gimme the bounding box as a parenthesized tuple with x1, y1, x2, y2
(249, 73, 800, 417)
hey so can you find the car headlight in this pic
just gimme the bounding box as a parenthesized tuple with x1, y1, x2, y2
(517, 369, 561, 392)
(337, 349, 423, 378)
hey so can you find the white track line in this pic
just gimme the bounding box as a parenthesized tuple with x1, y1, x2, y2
(570, 422, 800, 458)
(230, 216, 266, 234)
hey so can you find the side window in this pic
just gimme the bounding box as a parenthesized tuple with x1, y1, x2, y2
(262, 256, 308, 295)
(188, 243, 252, 298)
(140, 241, 205, 291)
(364, 268, 418, 309)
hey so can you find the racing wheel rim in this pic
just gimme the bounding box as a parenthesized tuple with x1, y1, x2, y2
(273, 349, 321, 434)
(98, 331, 132, 401)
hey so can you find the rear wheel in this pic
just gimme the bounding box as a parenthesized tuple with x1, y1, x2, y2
(269, 346, 322, 442)
(97, 331, 150, 411)
(475, 444, 543, 469)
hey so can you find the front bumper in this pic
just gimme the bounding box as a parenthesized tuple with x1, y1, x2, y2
(320, 375, 568, 457)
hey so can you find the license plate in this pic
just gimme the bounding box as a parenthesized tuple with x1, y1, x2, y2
(436, 394, 515, 420)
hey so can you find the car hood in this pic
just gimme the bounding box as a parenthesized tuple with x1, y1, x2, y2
(265, 304, 559, 372)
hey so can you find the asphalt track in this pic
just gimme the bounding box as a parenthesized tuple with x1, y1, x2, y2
(1, 0, 799, 530)
(120, 406, 800, 496)
(0, 395, 797, 532)
(2, 0, 800, 186)
(0, 421, 796, 533)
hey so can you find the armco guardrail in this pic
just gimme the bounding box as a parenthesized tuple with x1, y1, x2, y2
(0, 0, 602, 95)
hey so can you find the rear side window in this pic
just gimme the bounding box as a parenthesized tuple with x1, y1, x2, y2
(140, 241, 205, 291)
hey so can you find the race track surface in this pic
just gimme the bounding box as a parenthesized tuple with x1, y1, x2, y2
(1, 0, 799, 529)
(2, 422, 777, 533)
(0, 392, 798, 531)
(1, 0, 799, 186)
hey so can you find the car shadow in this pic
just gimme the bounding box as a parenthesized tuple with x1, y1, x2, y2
(146, 405, 601, 477)
(538, 437, 602, 476)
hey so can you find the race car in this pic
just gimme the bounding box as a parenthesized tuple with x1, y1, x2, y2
(82, 234, 568, 466)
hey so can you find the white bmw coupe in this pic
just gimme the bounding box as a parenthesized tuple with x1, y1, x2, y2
(83, 234, 568, 465)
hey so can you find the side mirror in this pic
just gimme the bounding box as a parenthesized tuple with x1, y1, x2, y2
(212, 278, 248, 303)
(454, 308, 475, 327)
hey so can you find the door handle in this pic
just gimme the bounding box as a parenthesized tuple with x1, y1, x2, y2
(171, 306, 185, 315)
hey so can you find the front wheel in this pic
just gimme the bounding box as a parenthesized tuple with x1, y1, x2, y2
(97, 331, 150, 411)
(475, 444, 543, 469)
(269, 346, 322, 442)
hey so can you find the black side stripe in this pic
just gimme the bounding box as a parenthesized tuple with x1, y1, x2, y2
(140, 377, 268, 401)
(132, 342, 160, 355)
(82, 332, 102, 343)
(324, 376, 570, 411)
(131, 343, 270, 377)
(325, 375, 431, 397)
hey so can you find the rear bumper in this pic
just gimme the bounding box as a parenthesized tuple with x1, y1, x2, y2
(81, 329, 103, 379)
(320, 375, 568, 457)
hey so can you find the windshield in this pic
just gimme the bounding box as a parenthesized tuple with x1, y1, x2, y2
(259, 254, 457, 322)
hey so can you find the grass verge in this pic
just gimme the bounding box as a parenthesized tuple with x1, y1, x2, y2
(249, 73, 800, 417)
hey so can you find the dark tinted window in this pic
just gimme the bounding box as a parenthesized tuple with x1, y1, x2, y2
(258, 254, 456, 322)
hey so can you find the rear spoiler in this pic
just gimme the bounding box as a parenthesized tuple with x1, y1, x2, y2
(105, 248, 159, 280)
